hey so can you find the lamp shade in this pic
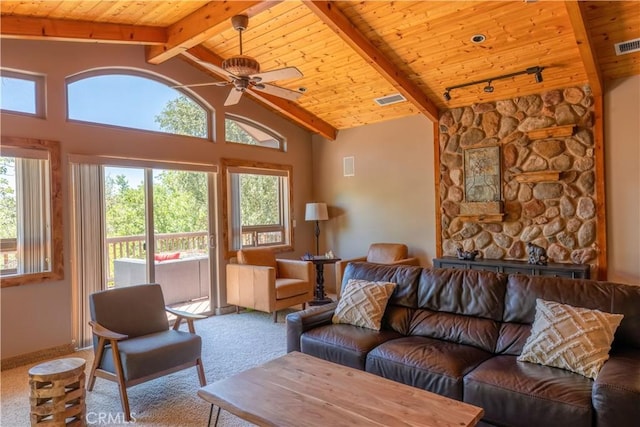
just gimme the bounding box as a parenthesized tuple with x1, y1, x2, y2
(305, 202, 328, 221)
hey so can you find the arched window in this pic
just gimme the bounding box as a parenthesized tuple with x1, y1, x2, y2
(67, 70, 212, 139)
(1, 69, 45, 117)
(225, 114, 284, 150)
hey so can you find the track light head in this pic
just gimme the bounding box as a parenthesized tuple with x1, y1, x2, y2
(443, 91, 451, 101)
(535, 71, 543, 83)
(483, 81, 494, 93)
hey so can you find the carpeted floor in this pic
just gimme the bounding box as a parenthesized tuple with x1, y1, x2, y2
(1, 309, 296, 426)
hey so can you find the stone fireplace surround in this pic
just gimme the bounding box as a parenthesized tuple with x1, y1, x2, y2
(438, 86, 599, 273)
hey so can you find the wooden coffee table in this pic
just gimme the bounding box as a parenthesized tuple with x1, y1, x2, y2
(198, 351, 483, 426)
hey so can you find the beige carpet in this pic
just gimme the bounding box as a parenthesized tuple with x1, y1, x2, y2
(1, 309, 295, 426)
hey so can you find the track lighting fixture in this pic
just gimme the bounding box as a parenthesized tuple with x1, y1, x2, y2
(443, 66, 544, 101)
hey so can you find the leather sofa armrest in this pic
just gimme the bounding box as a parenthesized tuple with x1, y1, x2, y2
(335, 257, 367, 298)
(277, 259, 312, 281)
(286, 302, 337, 353)
(592, 349, 640, 427)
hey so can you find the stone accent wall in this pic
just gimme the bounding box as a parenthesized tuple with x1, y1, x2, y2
(438, 87, 598, 269)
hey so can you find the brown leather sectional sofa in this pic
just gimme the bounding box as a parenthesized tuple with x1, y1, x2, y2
(286, 262, 640, 427)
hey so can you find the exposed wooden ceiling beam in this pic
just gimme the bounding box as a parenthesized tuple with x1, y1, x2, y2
(183, 46, 337, 141)
(564, 0, 602, 96)
(303, 0, 439, 123)
(0, 15, 166, 44)
(146, 1, 277, 65)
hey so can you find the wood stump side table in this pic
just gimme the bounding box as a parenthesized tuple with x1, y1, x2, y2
(29, 357, 86, 427)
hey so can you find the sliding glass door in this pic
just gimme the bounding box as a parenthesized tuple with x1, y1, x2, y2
(72, 160, 215, 348)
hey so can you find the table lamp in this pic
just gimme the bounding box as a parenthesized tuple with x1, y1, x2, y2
(305, 202, 328, 255)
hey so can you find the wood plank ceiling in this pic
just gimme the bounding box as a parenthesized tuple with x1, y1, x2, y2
(1, 1, 639, 140)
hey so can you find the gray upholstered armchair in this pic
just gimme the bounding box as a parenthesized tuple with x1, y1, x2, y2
(87, 284, 206, 421)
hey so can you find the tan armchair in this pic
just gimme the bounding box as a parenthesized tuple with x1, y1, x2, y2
(335, 243, 420, 297)
(226, 248, 313, 322)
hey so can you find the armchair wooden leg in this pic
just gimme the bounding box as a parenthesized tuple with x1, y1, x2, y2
(196, 357, 207, 386)
(110, 340, 131, 421)
(87, 336, 107, 391)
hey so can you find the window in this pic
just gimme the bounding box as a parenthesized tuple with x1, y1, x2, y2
(1, 136, 63, 287)
(67, 71, 211, 139)
(0, 70, 45, 117)
(221, 158, 293, 256)
(225, 114, 283, 150)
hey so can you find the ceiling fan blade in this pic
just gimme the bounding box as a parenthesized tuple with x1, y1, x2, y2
(193, 59, 237, 81)
(251, 83, 303, 102)
(172, 81, 230, 89)
(224, 88, 244, 106)
(250, 67, 303, 83)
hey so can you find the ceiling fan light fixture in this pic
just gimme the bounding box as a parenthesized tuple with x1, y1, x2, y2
(483, 81, 494, 93)
(222, 55, 260, 77)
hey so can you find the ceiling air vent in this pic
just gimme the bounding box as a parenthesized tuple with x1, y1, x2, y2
(614, 38, 640, 56)
(374, 93, 407, 106)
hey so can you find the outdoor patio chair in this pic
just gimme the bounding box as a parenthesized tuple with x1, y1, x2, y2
(87, 283, 206, 421)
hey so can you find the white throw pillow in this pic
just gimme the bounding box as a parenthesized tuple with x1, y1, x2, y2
(517, 299, 623, 379)
(332, 279, 396, 331)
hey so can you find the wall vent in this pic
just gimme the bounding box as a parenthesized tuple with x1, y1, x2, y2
(374, 93, 407, 106)
(615, 38, 640, 56)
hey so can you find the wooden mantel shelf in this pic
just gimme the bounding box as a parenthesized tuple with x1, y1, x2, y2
(526, 124, 575, 140)
(457, 213, 505, 223)
(513, 170, 561, 183)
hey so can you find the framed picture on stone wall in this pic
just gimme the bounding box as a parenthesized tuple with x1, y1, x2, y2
(463, 145, 501, 203)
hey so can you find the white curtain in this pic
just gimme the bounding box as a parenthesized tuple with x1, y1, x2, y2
(15, 157, 50, 274)
(71, 163, 105, 349)
(229, 172, 243, 251)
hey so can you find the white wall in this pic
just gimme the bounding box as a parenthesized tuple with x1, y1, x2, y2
(312, 115, 437, 292)
(0, 39, 315, 359)
(605, 75, 640, 284)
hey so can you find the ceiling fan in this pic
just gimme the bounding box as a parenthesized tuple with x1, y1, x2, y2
(183, 15, 304, 106)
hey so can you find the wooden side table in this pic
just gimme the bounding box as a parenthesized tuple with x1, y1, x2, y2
(29, 357, 86, 426)
(307, 256, 341, 306)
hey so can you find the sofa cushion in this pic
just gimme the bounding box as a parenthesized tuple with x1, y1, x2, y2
(100, 329, 202, 381)
(275, 278, 310, 300)
(342, 262, 421, 309)
(332, 279, 396, 331)
(408, 309, 500, 353)
(300, 324, 402, 370)
(366, 336, 493, 400)
(518, 299, 623, 379)
(464, 355, 593, 427)
(419, 268, 507, 321)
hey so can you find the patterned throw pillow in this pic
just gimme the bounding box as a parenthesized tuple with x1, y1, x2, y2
(332, 279, 396, 331)
(517, 299, 624, 379)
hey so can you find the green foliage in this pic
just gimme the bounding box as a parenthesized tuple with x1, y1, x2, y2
(154, 95, 207, 138)
(226, 119, 258, 145)
(0, 157, 17, 239)
(104, 174, 145, 237)
(240, 174, 279, 226)
(153, 170, 208, 233)
(104, 171, 208, 237)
